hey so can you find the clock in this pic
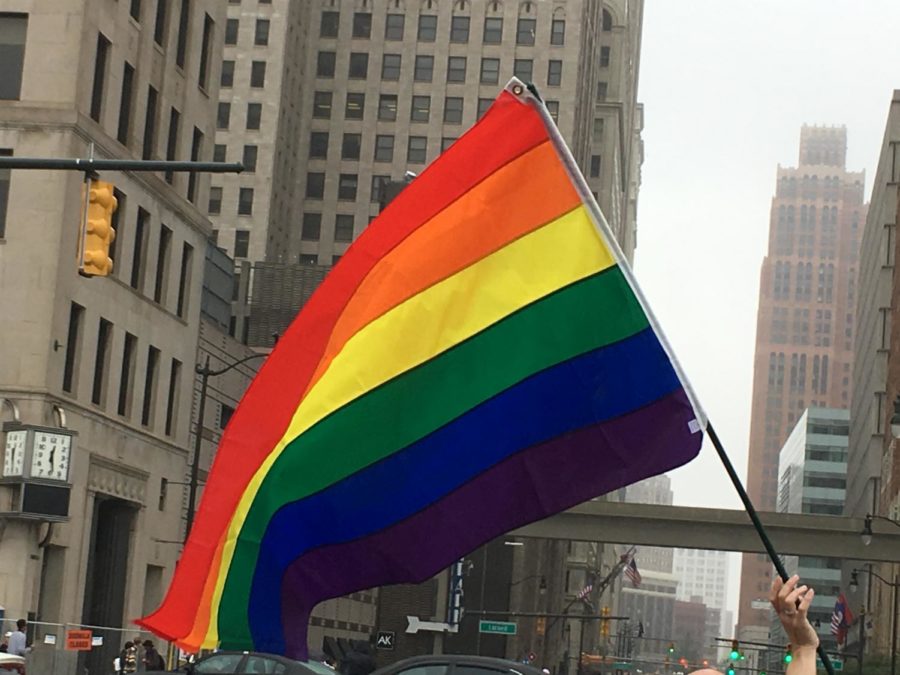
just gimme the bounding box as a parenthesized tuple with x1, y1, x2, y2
(3, 429, 26, 477)
(30, 431, 72, 481)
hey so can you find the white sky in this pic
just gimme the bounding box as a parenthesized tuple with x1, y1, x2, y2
(633, 0, 900, 624)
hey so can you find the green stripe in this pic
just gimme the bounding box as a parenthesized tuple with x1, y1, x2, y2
(218, 267, 648, 641)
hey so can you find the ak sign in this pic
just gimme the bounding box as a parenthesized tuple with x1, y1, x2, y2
(376, 631, 395, 650)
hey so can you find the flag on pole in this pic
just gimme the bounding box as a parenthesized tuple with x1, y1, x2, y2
(625, 559, 642, 587)
(830, 593, 853, 645)
(577, 584, 594, 601)
(137, 78, 705, 658)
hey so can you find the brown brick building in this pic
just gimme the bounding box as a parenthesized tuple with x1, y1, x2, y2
(737, 126, 866, 636)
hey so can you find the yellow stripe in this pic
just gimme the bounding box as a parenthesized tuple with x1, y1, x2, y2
(202, 205, 612, 644)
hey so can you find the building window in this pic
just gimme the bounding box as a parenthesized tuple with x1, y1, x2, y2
(320, 11, 339, 38)
(382, 54, 401, 80)
(250, 60, 266, 87)
(338, 174, 358, 200)
(302, 213, 322, 241)
(299, 254, 318, 265)
(255, 18, 270, 45)
(513, 59, 533, 82)
(480, 58, 500, 84)
(306, 172, 325, 198)
(174, 0, 190, 67)
(131, 207, 149, 290)
(142, 85, 159, 159)
(153, 225, 171, 304)
(238, 187, 254, 215)
(342, 133, 361, 160)
(352, 12, 372, 38)
(216, 101, 231, 129)
(141, 346, 160, 427)
(385, 13, 404, 40)
(441, 137, 457, 153)
(517, 18, 535, 45)
(313, 91, 332, 118)
(371, 175, 388, 203)
(334, 214, 354, 242)
(374, 135, 394, 162)
(414, 55, 434, 82)
(411, 96, 430, 122)
(545, 100, 559, 123)
(90, 34, 110, 122)
(602, 9, 613, 31)
(213, 144, 226, 162)
(130, 0, 141, 21)
(117, 62, 135, 144)
(198, 14, 213, 89)
(91, 318, 113, 406)
(242, 144, 257, 172)
(154, 0, 168, 45)
(224, 17, 238, 44)
(164, 107, 180, 183)
(317, 51, 336, 78)
(246, 102, 262, 129)
(378, 94, 398, 121)
(597, 81, 608, 101)
(483, 17, 502, 43)
(0, 14, 27, 100)
(418, 14, 437, 41)
(450, 16, 470, 42)
(220, 60, 234, 87)
(349, 52, 369, 79)
(309, 131, 329, 158)
(477, 98, 492, 119)
(444, 97, 463, 124)
(600, 46, 611, 68)
(207, 187, 222, 216)
(164, 358, 181, 436)
(408, 136, 427, 164)
(62, 303, 85, 393)
(551, 18, 565, 45)
(590, 155, 601, 178)
(118, 332, 137, 417)
(447, 56, 467, 83)
(546, 60, 563, 87)
(234, 230, 250, 258)
(345, 92, 365, 119)
(176, 243, 193, 318)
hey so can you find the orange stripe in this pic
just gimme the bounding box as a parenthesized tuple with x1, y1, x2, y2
(305, 140, 580, 395)
(177, 536, 226, 649)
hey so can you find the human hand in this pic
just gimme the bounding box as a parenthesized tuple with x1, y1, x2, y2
(770, 575, 819, 652)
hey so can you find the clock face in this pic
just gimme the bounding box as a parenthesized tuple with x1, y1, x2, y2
(3, 430, 26, 477)
(30, 431, 72, 481)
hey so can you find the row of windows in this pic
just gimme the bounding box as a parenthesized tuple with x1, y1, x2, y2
(771, 262, 835, 303)
(320, 51, 567, 87)
(320, 11, 567, 47)
(301, 212, 356, 244)
(62, 303, 183, 437)
(217, 101, 264, 130)
(220, 59, 267, 88)
(766, 352, 830, 396)
(224, 17, 270, 46)
(777, 175, 851, 201)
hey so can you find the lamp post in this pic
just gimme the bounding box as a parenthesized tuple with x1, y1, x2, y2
(851, 568, 899, 675)
(185, 352, 266, 541)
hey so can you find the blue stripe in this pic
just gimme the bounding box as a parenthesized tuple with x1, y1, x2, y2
(247, 327, 680, 652)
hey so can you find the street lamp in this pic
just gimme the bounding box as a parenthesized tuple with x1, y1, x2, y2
(185, 352, 266, 540)
(851, 567, 899, 675)
(861, 513, 900, 547)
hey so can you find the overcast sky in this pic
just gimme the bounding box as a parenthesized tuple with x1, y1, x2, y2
(634, 0, 900, 621)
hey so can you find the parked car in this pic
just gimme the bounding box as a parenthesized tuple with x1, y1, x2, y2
(371, 654, 546, 675)
(144, 651, 337, 675)
(0, 653, 25, 675)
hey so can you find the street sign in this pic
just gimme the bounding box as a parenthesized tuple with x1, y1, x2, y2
(375, 631, 395, 650)
(65, 630, 92, 651)
(478, 620, 517, 635)
(613, 663, 632, 671)
(406, 616, 459, 634)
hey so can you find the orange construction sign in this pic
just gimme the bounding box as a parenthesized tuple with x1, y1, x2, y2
(65, 630, 93, 651)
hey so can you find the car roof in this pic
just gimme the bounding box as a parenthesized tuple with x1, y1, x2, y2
(375, 654, 544, 675)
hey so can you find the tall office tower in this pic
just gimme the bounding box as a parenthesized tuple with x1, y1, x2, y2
(624, 474, 674, 573)
(275, 0, 644, 267)
(737, 126, 865, 637)
(673, 548, 730, 637)
(0, 2, 225, 674)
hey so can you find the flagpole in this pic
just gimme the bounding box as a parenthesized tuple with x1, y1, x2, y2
(510, 78, 836, 675)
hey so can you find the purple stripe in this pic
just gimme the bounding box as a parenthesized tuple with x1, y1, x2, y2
(277, 389, 701, 658)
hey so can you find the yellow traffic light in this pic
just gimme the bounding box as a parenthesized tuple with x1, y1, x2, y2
(81, 179, 117, 277)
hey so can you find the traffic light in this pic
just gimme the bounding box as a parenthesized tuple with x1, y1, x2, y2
(667, 642, 675, 654)
(729, 639, 740, 660)
(600, 606, 610, 637)
(81, 179, 117, 276)
(726, 666, 735, 675)
(784, 644, 793, 664)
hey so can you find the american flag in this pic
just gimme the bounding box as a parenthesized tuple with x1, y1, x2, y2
(830, 592, 854, 645)
(625, 559, 642, 587)
(577, 583, 593, 600)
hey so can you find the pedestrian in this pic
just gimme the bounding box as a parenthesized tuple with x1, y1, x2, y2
(142, 640, 166, 671)
(7, 619, 27, 657)
(120, 641, 138, 674)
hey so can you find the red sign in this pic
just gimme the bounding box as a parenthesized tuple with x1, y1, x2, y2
(65, 630, 93, 651)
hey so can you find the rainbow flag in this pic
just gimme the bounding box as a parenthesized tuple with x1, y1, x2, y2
(138, 80, 704, 658)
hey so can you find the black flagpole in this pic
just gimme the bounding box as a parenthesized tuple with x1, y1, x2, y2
(707, 422, 836, 675)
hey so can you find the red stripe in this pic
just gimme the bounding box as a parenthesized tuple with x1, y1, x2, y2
(140, 90, 550, 639)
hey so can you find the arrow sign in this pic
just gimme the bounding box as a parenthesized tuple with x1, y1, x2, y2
(406, 616, 459, 634)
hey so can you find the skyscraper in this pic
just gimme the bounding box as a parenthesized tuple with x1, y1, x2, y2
(737, 126, 865, 635)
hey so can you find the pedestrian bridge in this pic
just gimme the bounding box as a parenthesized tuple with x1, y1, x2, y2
(513, 500, 900, 562)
